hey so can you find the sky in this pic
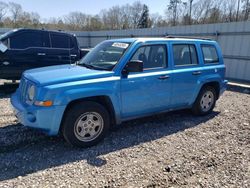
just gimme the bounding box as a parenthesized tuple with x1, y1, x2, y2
(4, 0, 168, 20)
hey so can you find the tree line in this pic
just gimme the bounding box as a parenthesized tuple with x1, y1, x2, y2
(0, 0, 249, 31)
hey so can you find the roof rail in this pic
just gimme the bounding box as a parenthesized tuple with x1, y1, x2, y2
(165, 35, 213, 41)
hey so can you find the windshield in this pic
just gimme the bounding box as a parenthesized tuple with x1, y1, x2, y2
(79, 41, 131, 70)
(0, 29, 16, 41)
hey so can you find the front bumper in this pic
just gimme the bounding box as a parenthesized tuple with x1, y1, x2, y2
(11, 90, 66, 135)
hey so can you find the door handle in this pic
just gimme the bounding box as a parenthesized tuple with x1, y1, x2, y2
(192, 71, 202, 75)
(70, 54, 77, 57)
(158, 75, 170, 80)
(37, 53, 46, 56)
(2, 61, 10, 66)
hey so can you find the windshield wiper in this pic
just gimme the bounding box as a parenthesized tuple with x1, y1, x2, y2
(80, 63, 109, 71)
(80, 63, 95, 69)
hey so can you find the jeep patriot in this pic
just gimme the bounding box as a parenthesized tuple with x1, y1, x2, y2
(11, 37, 227, 147)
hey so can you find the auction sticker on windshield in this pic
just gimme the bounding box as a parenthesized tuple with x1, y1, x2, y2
(112, 42, 129, 49)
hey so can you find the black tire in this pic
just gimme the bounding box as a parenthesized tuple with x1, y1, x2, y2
(61, 101, 110, 147)
(192, 86, 217, 116)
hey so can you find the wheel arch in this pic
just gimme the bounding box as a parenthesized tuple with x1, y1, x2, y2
(60, 95, 117, 132)
(200, 81, 220, 100)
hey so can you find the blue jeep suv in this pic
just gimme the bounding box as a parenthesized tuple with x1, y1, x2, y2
(11, 37, 227, 147)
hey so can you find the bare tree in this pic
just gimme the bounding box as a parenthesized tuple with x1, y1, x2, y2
(0, 0, 249, 31)
(8, 2, 23, 26)
(100, 6, 123, 30)
(166, 0, 183, 26)
(87, 15, 102, 31)
(0, 1, 8, 23)
(100, 1, 144, 30)
(219, 0, 237, 22)
(64, 12, 90, 30)
(120, 4, 132, 29)
(130, 1, 144, 28)
(29, 12, 41, 26)
(191, 0, 223, 24)
(242, 0, 250, 21)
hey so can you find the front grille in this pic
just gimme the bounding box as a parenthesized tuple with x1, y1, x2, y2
(19, 78, 31, 104)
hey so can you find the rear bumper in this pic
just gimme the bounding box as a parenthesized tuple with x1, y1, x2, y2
(11, 90, 66, 135)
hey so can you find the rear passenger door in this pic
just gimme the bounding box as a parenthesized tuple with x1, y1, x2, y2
(45, 33, 75, 66)
(170, 43, 202, 107)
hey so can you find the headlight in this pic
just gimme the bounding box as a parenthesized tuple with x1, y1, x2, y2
(27, 85, 35, 101)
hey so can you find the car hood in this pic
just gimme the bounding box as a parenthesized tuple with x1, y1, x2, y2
(23, 65, 114, 86)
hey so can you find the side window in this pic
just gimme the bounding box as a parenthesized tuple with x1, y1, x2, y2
(173, 44, 198, 66)
(201, 45, 219, 64)
(131, 45, 167, 69)
(10, 32, 43, 49)
(2, 38, 9, 48)
(50, 34, 70, 49)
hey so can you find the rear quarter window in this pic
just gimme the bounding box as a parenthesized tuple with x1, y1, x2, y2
(50, 33, 71, 49)
(201, 44, 219, 64)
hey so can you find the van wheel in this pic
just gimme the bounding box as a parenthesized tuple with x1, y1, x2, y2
(62, 101, 110, 147)
(192, 86, 216, 116)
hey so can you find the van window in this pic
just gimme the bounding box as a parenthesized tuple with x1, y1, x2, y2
(131, 45, 167, 69)
(51, 34, 70, 49)
(10, 32, 43, 49)
(201, 45, 219, 64)
(173, 44, 198, 66)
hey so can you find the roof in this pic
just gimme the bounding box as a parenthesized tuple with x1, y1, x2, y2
(1, 28, 76, 40)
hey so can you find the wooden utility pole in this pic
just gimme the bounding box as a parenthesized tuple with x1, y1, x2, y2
(189, 0, 193, 24)
(244, 0, 249, 21)
(236, 0, 241, 22)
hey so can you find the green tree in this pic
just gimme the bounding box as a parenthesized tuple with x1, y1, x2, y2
(138, 4, 150, 28)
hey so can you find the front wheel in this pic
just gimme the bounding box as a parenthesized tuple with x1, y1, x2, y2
(62, 101, 110, 147)
(192, 86, 217, 116)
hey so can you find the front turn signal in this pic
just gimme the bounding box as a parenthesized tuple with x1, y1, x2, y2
(34, 100, 53, 107)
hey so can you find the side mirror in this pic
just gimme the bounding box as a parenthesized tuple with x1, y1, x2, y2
(123, 60, 143, 74)
(0, 42, 8, 53)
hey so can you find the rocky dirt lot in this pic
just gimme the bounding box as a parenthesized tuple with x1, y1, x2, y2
(0, 86, 249, 188)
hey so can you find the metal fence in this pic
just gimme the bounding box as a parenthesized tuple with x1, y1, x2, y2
(1, 21, 250, 82)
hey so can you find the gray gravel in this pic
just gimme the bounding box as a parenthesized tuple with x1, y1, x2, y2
(0, 88, 249, 188)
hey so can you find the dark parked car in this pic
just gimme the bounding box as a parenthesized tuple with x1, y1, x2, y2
(0, 28, 89, 80)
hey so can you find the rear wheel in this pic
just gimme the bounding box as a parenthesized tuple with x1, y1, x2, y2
(62, 101, 110, 147)
(192, 86, 216, 115)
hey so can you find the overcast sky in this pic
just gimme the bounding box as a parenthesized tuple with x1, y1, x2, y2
(5, 0, 168, 20)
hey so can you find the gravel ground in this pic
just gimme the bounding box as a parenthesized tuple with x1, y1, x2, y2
(0, 86, 249, 188)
